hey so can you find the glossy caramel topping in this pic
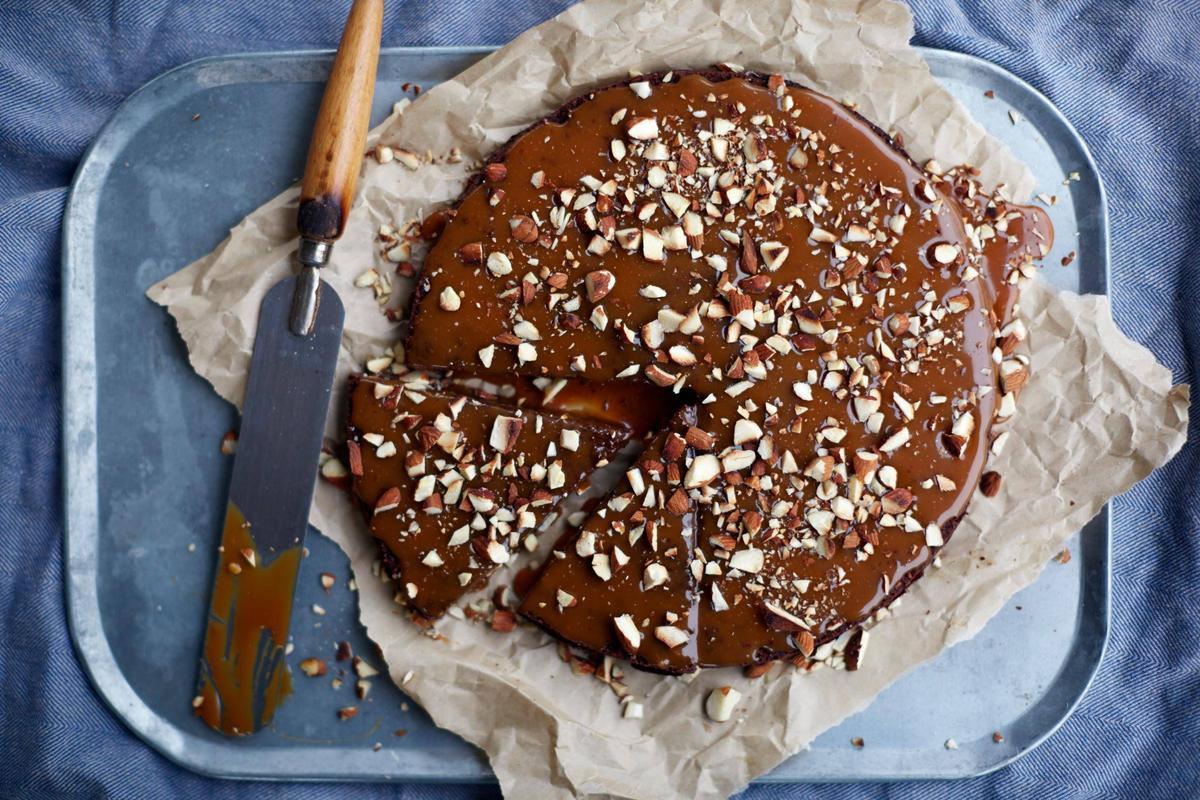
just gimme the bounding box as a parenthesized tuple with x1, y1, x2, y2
(196, 502, 299, 735)
(347, 374, 629, 619)
(398, 70, 1051, 667)
(519, 408, 699, 674)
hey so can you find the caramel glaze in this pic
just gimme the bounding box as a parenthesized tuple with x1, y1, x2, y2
(347, 374, 630, 619)
(397, 70, 1052, 667)
(519, 407, 699, 674)
(196, 503, 299, 734)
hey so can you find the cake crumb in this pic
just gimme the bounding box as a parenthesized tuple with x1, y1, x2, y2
(850, 737, 865, 749)
(944, 738, 958, 750)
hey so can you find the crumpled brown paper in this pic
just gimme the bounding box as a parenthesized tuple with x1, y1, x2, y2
(147, 0, 1189, 797)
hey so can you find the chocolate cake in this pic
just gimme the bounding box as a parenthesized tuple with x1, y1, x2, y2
(351, 69, 1051, 668)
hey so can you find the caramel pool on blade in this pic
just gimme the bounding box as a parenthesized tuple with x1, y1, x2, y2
(196, 502, 300, 736)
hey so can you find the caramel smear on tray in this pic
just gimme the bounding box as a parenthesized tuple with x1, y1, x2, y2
(196, 503, 300, 735)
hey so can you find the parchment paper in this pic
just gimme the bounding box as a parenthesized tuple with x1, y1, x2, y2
(147, 0, 1189, 796)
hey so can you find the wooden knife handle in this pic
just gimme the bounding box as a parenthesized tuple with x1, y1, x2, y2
(297, 0, 383, 243)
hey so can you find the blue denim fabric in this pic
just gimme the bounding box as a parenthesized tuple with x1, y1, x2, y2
(1, 1, 1196, 797)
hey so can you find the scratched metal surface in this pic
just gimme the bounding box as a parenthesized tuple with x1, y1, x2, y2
(62, 46, 1108, 783)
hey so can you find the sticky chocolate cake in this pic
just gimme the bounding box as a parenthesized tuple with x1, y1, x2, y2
(352, 69, 1051, 669)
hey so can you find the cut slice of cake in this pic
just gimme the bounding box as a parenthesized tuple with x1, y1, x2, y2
(519, 407, 699, 674)
(347, 374, 630, 620)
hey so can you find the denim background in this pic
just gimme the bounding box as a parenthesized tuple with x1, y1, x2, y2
(2, 1, 1197, 797)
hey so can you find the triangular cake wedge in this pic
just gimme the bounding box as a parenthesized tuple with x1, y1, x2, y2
(347, 375, 630, 620)
(519, 407, 699, 674)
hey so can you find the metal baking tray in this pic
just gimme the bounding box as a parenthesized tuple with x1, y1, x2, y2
(63, 45, 1108, 784)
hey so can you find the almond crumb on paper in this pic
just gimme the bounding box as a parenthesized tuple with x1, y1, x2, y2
(704, 686, 741, 722)
(1054, 548, 1071, 564)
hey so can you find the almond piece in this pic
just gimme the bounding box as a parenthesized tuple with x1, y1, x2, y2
(705, 686, 741, 722)
(510, 215, 538, 243)
(374, 487, 402, 515)
(880, 427, 911, 453)
(930, 242, 961, 265)
(585, 270, 616, 302)
(299, 658, 327, 677)
(654, 626, 689, 649)
(729, 549, 763, 574)
(641, 228, 665, 262)
(485, 540, 509, 564)
(684, 454, 720, 487)
(733, 419, 763, 445)
(678, 148, 698, 176)
(486, 251, 513, 276)
(613, 614, 642, 653)
(762, 601, 807, 632)
(644, 364, 677, 387)
(491, 609, 516, 632)
(881, 488, 914, 514)
(759, 241, 789, 271)
(665, 488, 690, 515)
(643, 563, 669, 589)
(1000, 360, 1029, 394)
(489, 415, 524, 454)
(438, 287, 461, 312)
(684, 426, 715, 450)
(625, 116, 659, 140)
(457, 242, 483, 264)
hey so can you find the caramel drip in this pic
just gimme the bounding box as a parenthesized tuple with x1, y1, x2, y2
(980, 202, 1055, 323)
(196, 503, 299, 735)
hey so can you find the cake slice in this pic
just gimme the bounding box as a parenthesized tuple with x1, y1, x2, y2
(519, 407, 699, 674)
(347, 375, 630, 619)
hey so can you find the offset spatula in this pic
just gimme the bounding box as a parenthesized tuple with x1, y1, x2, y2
(195, 0, 383, 736)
